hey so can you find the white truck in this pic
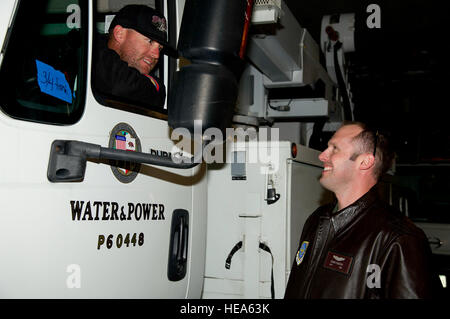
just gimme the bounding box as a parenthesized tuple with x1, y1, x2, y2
(0, 0, 209, 298)
(0, 0, 354, 298)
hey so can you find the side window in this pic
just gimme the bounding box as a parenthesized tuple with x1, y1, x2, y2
(91, 0, 174, 119)
(0, 0, 87, 125)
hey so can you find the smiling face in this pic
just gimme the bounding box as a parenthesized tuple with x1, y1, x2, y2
(116, 27, 163, 75)
(318, 124, 364, 193)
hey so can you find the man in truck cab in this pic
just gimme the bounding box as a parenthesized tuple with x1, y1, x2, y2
(285, 122, 441, 298)
(93, 5, 176, 108)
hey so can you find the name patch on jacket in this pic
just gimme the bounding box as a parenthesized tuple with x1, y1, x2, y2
(323, 251, 353, 275)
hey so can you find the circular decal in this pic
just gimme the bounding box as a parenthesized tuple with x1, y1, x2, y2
(108, 123, 142, 183)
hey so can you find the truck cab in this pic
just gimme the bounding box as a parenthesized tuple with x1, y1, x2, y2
(0, 0, 208, 298)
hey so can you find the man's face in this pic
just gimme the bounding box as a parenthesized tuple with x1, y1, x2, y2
(318, 125, 363, 193)
(119, 28, 162, 74)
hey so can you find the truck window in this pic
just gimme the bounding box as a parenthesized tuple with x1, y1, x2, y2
(0, 0, 87, 125)
(91, 0, 171, 120)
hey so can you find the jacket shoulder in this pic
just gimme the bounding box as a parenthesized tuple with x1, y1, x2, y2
(373, 204, 436, 298)
(376, 202, 427, 241)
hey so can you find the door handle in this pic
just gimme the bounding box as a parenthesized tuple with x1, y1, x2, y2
(428, 237, 443, 248)
(168, 209, 189, 281)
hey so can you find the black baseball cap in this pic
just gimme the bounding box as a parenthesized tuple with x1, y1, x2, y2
(109, 5, 178, 57)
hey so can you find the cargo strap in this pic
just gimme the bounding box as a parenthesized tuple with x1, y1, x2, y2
(225, 241, 275, 299)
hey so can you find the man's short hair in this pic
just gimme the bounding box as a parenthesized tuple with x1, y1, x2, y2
(345, 121, 395, 180)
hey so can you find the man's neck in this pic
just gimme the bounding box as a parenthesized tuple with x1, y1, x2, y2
(336, 180, 377, 210)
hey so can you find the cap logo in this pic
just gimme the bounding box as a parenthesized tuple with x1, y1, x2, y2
(152, 15, 167, 32)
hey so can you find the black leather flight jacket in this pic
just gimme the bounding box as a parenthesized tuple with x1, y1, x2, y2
(285, 186, 438, 299)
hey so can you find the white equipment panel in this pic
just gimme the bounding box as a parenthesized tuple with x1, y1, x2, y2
(202, 141, 332, 298)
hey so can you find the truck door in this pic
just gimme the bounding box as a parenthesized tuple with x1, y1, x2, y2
(0, 0, 206, 298)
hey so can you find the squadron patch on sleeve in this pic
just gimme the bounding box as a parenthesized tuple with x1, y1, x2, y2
(296, 241, 309, 266)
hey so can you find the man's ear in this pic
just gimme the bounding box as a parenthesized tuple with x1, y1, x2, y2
(359, 153, 376, 171)
(111, 25, 126, 43)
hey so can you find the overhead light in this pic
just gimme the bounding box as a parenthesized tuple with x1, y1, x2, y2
(439, 275, 447, 288)
(252, 0, 282, 24)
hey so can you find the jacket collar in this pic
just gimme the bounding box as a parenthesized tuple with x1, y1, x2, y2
(329, 185, 379, 234)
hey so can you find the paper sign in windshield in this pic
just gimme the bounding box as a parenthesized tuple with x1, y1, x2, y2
(35, 59, 73, 103)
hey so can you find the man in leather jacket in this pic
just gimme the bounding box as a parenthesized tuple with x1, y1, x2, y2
(93, 5, 177, 108)
(285, 122, 439, 298)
